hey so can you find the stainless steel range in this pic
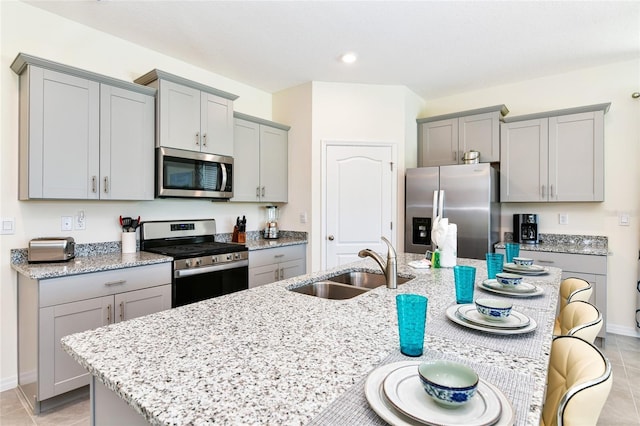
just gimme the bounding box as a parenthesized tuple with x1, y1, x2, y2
(140, 219, 248, 307)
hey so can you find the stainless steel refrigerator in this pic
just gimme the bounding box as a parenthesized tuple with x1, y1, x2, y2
(404, 163, 501, 260)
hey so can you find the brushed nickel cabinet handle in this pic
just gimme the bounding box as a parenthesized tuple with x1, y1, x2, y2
(256, 187, 260, 197)
(119, 301, 124, 321)
(103, 176, 109, 193)
(261, 186, 265, 197)
(274, 269, 279, 280)
(537, 259, 555, 264)
(279, 268, 284, 280)
(202, 133, 207, 147)
(274, 254, 284, 258)
(107, 304, 112, 323)
(92, 176, 97, 193)
(104, 280, 126, 286)
(541, 185, 546, 198)
(550, 185, 554, 198)
(195, 132, 200, 146)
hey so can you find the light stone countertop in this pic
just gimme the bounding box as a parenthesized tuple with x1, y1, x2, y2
(61, 254, 561, 426)
(10, 251, 172, 280)
(495, 233, 608, 256)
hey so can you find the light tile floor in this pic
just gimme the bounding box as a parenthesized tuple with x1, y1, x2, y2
(1, 333, 638, 425)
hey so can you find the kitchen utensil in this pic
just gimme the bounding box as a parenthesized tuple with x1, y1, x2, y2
(120, 216, 132, 232)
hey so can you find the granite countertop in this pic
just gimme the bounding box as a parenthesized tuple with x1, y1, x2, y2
(61, 254, 561, 426)
(10, 243, 172, 280)
(10, 232, 307, 280)
(495, 233, 608, 256)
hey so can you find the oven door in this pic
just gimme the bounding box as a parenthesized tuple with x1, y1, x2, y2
(173, 260, 248, 307)
(157, 147, 233, 199)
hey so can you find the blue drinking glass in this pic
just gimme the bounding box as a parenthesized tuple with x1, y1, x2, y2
(396, 294, 428, 357)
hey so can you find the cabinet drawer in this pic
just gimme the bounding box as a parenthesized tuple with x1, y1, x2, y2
(249, 244, 306, 268)
(40, 262, 171, 307)
(518, 250, 606, 275)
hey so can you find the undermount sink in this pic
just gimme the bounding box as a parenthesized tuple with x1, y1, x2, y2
(289, 271, 414, 300)
(326, 271, 413, 289)
(289, 281, 369, 300)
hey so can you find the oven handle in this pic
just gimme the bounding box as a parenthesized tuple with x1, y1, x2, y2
(174, 259, 248, 278)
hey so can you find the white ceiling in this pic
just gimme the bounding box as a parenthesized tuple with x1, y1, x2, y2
(24, 0, 640, 99)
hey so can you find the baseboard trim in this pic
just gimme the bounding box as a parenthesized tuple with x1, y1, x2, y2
(0, 375, 18, 392)
(607, 323, 640, 338)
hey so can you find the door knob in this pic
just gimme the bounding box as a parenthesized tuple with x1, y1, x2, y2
(328, 235, 334, 241)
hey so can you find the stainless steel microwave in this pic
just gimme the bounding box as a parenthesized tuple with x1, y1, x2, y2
(157, 147, 233, 199)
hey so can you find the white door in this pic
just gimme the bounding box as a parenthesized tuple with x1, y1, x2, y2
(324, 143, 395, 269)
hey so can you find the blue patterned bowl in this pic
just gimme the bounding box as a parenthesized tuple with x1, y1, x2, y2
(495, 272, 523, 287)
(418, 360, 479, 407)
(513, 257, 534, 267)
(475, 298, 513, 321)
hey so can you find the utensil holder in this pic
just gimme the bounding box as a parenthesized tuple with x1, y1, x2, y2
(122, 232, 137, 254)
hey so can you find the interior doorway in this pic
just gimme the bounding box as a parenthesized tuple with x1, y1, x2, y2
(322, 141, 397, 269)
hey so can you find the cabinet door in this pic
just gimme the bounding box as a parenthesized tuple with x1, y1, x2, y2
(28, 67, 100, 199)
(39, 296, 111, 399)
(158, 80, 201, 151)
(100, 85, 155, 200)
(249, 263, 280, 288)
(114, 285, 171, 323)
(232, 118, 261, 201)
(549, 111, 604, 202)
(259, 125, 288, 202)
(280, 259, 305, 280)
(500, 119, 549, 202)
(458, 112, 500, 162)
(201, 92, 234, 156)
(418, 119, 458, 166)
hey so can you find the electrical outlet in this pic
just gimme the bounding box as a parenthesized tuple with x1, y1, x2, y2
(300, 212, 307, 224)
(1, 217, 15, 235)
(75, 210, 86, 230)
(559, 213, 569, 225)
(619, 212, 630, 226)
(61, 216, 73, 231)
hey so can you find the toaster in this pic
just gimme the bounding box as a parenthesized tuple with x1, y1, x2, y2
(28, 237, 75, 263)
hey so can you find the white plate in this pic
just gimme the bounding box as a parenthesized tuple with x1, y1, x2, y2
(503, 263, 549, 275)
(364, 361, 515, 426)
(479, 280, 545, 298)
(483, 278, 537, 293)
(456, 304, 531, 329)
(382, 363, 502, 426)
(446, 304, 538, 335)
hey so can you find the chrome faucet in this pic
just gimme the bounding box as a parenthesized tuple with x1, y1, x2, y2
(358, 236, 397, 289)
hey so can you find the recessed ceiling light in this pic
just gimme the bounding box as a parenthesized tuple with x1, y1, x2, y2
(340, 52, 358, 64)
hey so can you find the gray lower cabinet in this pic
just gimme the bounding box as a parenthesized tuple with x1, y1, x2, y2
(17, 262, 171, 413)
(249, 245, 306, 288)
(496, 248, 607, 344)
(500, 103, 609, 202)
(417, 105, 508, 166)
(232, 113, 290, 202)
(11, 53, 155, 200)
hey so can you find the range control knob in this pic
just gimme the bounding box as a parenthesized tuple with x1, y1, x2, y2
(194, 258, 202, 267)
(211, 256, 218, 263)
(226, 254, 233, 261)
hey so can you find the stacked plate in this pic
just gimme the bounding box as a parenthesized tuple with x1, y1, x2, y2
(446, 304, 537, 335)
(502, 263, 549, 275)
(365, 361, 515, 426)
(479, 279, 544, 297)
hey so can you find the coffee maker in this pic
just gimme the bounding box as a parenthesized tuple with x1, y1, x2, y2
(513, 214, 539, 244)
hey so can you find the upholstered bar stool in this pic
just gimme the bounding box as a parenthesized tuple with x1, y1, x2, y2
(541, 335, 612, 426)
(553, 300, 603, 344)
(554, 278, 593, 334)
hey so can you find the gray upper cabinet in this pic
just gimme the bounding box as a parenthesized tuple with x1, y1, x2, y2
(11, 54, 155, 200)
(500, 103, 609, 202)
(417, 105, 508, 166)
(134, 70, 237, 156)
(233, 113, 289, 202)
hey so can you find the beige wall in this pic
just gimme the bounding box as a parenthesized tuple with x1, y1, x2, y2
(422, 59, 640, 337)
(0, 2, 274, 390)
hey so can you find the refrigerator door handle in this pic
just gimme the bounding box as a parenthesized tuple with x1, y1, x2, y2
(432, 190, 444, 219)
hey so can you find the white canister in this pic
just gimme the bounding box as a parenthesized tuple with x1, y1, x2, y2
(121, 232, 137, 254)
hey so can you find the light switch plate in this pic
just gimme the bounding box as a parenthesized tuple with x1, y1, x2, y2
(619, 212, 630, 226)
(559, 213, 569, 225)
(61, 216, 73, 231)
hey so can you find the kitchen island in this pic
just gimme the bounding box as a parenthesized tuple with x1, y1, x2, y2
(62, 254, 561, 425)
